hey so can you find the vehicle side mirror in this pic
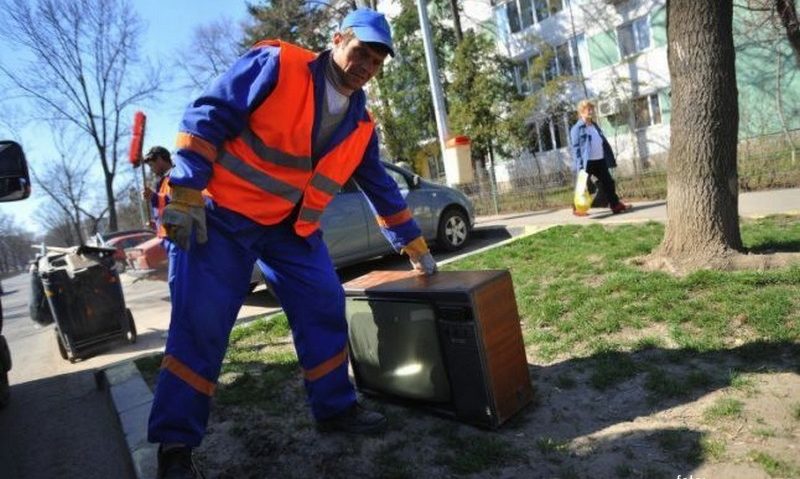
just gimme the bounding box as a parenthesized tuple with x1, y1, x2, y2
(0, 141, 31, 202)
(411, 175, 421, 188)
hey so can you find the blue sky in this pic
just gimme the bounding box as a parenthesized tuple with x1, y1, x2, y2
(0, 0, 250, 234)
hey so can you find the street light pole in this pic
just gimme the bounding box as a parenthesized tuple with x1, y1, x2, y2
(416, 0, 450, 162)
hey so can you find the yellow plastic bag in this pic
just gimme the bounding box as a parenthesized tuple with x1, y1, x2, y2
(573, 169, 592, 214)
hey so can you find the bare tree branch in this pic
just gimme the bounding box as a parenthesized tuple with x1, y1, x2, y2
(0, 0, 162, 231)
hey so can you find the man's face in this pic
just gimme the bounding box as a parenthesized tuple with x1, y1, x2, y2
(580, 105, 595, 123)
(145, 156, 170, 176)
(331, 33, 388, 91)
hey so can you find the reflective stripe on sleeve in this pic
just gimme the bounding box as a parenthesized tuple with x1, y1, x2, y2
(376, 208, 412, 228)
(176, 132, 217, 163)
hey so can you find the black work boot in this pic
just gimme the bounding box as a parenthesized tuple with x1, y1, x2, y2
(317, 403, 388, 435)
(157, 445, 203, 479)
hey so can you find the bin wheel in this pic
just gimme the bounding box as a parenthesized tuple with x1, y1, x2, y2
(125, 309, 137, 344)
(55, 330, 68, 360)
(0, 370, 9, 409)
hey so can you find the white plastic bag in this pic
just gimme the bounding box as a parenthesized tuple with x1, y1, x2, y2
(573, 169, 592, 214)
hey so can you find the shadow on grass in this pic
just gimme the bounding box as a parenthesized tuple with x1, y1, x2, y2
(514, 340, 799, 474)
(746, 240, 800, 254)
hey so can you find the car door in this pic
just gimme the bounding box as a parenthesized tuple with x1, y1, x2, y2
(320, 180, 372, 266)
(363, 164, 435, 244)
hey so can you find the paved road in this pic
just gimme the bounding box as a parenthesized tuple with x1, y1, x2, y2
(0, 273, 134, 479)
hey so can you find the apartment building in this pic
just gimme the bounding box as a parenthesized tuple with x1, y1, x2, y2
(488, 0, 799, 181)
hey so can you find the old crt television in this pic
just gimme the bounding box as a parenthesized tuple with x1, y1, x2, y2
(343, 270, 533, 429)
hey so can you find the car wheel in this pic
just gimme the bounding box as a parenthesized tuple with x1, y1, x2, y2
(125, 309, 137, 344)
(436, 207, 470, 252)
(0, 370, 9, 409)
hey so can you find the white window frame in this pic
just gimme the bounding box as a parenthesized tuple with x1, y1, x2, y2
(632, 93, 662, 130)
(616, 15, 652, 58)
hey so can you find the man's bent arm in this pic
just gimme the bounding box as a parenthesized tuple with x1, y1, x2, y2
(170, 46, 282, 190)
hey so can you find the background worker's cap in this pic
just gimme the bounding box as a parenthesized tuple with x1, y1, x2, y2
(143, 146, 171, 164)
(341, 8, 394, 57)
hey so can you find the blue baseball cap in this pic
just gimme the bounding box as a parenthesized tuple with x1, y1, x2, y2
(341, 8, 395, 57)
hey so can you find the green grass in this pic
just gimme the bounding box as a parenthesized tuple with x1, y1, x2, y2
(535, 437, 570, 455)
(134, 353, 164, 391)
(703, 397, 744, 422)
(443, 217, 800, 361)
(215, 313, 300, 410)
(433, 426, 525, 475)
(700, 436, 727, 461)
(749, 451, 799, 477)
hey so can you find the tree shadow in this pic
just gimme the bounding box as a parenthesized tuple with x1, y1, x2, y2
(746, 240, 800, 254)
(507, 341, 799, 476)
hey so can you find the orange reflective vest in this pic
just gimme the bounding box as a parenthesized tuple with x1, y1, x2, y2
(154, 177, 171, 238)
(204, 40, 375, 237)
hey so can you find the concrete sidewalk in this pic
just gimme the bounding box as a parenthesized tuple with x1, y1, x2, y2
(474, 187, 800, 230)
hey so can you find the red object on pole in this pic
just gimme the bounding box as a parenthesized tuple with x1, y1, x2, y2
(129, 111, 147, 167)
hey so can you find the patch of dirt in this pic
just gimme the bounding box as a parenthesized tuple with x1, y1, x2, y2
(195, 342, 800, 479)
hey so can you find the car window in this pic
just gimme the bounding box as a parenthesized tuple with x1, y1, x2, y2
(384, 167, 409, 191)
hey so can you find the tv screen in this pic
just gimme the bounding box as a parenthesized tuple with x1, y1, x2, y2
(346, 298, 451, 403)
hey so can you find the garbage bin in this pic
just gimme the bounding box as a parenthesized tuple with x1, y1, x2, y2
(28, 259, 54, 326)
(38, 245, 137, 362)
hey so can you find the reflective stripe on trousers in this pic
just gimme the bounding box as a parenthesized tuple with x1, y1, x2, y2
(147, 208, 356, 447)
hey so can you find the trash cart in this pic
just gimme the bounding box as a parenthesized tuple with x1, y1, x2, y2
(38, 245, 137, 362)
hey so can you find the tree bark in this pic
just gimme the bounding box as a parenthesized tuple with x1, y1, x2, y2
(658, 0, 742, 262)
(775, 0, 800, 66)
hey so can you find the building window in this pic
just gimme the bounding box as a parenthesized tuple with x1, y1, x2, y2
(556, 36, 583, 76)
(534, 0, 550, 22)
(617, 16, 651, 57)
(633, 93, 662, 129)
(507, 1, 521, 33)
(515, 58, 532, 94)
(520, 0, 535, 29)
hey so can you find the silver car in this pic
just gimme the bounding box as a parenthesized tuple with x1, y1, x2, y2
(251, 161, 475, 287)
(321, 161, 475, 267)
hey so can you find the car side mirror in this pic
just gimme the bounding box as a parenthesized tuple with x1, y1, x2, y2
(411, 174, 421, 188)
(0, 141, 31, 202)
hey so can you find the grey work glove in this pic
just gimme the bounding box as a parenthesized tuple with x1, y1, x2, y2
(161, 185, 207, 251)
(402, 237, 438, 276)
(410, 251, 438, 276)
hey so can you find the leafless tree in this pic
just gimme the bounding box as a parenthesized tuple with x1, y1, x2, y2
(0, 0, 162, 232)
(30, 133, 108, 245)
(0, 212, 35, 272)
(174, 17, 246, 93)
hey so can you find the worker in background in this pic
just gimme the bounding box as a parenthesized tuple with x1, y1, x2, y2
(141, 146, 173, 236)
(148, 8, 437, 479)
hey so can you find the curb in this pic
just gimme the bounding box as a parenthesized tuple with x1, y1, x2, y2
(99, 361, 157, 479)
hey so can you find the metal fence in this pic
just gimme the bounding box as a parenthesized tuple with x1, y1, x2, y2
(445, 131, 799, 217)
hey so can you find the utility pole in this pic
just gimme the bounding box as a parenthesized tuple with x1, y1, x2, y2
(416, 0, 450, 162)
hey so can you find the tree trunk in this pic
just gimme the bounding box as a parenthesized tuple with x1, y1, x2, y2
(658, 0, 742, 262)
(105, 174, 118, 232)
(448, 0, 463, 44)
(775, 0, 800, 67)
